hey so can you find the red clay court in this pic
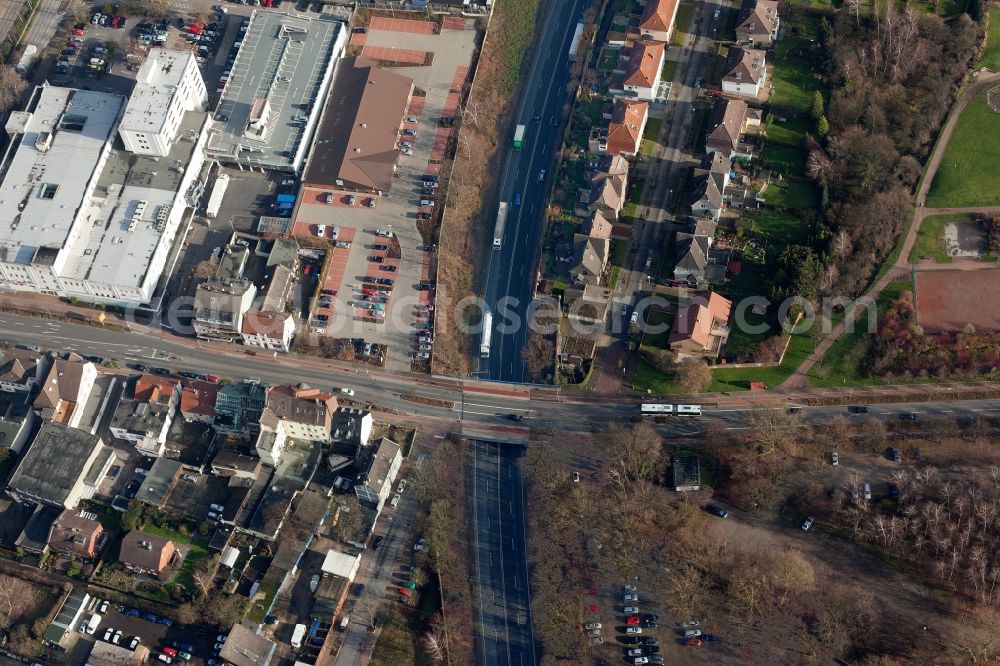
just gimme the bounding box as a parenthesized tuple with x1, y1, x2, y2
(360, 45, 429, 65)
(914, 267, 1000, 332)
(369, 17, 436, 34)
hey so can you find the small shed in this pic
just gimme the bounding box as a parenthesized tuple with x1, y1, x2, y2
(672, 454, 701, 492)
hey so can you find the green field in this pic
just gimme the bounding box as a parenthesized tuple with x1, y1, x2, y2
(908, 214, 978, 264)
(661, 58, 678, 82)
(926, 97, 1000, 208)
(708, 332, 816, 391)
(980, 6, 1000, 71)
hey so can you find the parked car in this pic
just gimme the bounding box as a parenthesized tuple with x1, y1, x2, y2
(625, 626, 642, 635)
(623, 593, 638, 602)
(831, 451, 839, 465)
(708, 505, 728, 518)
(900, 412, 918, 420)
(863, 483, 872, 500)
(800, 516, 814, 531)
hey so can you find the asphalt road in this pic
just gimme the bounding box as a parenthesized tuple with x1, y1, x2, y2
(480, 0, 589, 383)
(471, 440, 534, 666)
(2, 312, 1000, 437)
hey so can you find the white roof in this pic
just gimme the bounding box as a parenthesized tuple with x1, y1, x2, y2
(220, 545, 240, 568)
(0, 87, 124, 263)
(321, 547, 360, 579)
(120, 50, 196, 135)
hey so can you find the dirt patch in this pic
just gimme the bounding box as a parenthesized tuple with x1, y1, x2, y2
(987, 85, 1000, 112)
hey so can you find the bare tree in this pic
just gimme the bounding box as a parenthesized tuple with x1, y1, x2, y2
(0, 66, 27, 114)
(674, 361, 712, 393)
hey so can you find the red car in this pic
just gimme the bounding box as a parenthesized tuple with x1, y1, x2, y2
(626, 616, 640, 626)
(687, 638, 702, 647)
(163, 647, 178, 657)
(586, 604, 599, 614)
(73, 28, 85, 36)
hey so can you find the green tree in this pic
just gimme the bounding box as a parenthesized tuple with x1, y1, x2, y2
(811, 91, 825, 120)
(121, 501, 144, 531)
(816, 115, 829, 138)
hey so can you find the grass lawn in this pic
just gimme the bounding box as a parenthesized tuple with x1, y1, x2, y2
(610, 239, 630, 266)
(142, 523, 192, 544)
(724, 310, 771, 357)
(621, 179, 646, 219)
(672, 1, 696, 46)
(926, 97, 1000, 208)
(642, 309, 675, 348)
(979, 6, 1000, 71)
(632, 360, 685, 395)
(708, 331, 816, 391)
(610, 265, 621, 289)
(643, 117, 663, 142)
(174, 541, 209, 589)
(661, 58, 678, 82)
(907, 214, 977, 264)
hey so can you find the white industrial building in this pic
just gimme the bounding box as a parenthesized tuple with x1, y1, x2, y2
(0, 66, 209, 306)
(118, 50, 207, 157)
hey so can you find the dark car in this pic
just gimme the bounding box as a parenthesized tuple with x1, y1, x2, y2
(643, 614, 659, 622)
(507, 414, 524, 422)
(381, 265, 397, 272)
(641, 637, 658, 646)
(108, 465, 121, 479)
(143, 613, 158, 622)
(641, 619, 658, 629)
(82, 354, 105, 364)
(914, 448, 922, 461)
(900, 412, 918, 420)
(369, 256, 384, 263)
(889, 484, 900, 500)
(263, 615, 278, 625)
(707, 505, 728, 518)
(889, 447, 902, 462)
(372, 244, 388, 251)
(621, 637, 641, 645)
(152, 367, 171, 376)
(849, 405, 870, 414)
(125, 608, 140, 617)
(372, 536, 384, 550)
(701, 634, 720, 642)
(416, 212, 432, 220)
(179, 371, 200, 379)
(377, 278, 394, 286)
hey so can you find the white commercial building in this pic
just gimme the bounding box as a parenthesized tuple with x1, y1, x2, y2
(0, 74, 209, 307)
(118, 50, 207, 157)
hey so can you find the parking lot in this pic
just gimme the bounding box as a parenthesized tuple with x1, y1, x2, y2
(71, 601, 225, 665)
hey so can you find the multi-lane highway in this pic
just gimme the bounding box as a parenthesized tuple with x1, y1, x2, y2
(471, 439, 534, 666)
(481, 0, 590, 383)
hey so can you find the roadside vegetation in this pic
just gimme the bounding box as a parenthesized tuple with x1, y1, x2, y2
(433, 0, 543, 376)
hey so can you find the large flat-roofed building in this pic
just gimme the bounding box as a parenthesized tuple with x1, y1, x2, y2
(118, 50, 207, 157)
(7, 422, 114, 509)
(206, 11, 347, 173)
(0, 83, 210, 306)
(193, 278, 256, 341)
(302, 57, 414, 194)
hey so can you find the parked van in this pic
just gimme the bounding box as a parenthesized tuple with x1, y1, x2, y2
(339, 615, 350, 630)
(86, 613, 102, 635)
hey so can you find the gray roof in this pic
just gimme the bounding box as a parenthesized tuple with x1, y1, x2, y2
(220, 624, 277, 666)
(8, 422, 108, 506)
(672, 454, 701, 490)
(266, 237, 299, 269)
(675, 234, 710, 273)
(135, 457, 182, 506)
(571, 234, 609, 283)
(363, 437, 400, 495)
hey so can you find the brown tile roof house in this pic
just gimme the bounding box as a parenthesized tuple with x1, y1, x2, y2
(639, 0, 681, 42)
(736, 0, 780, 45)
(119, 531, 176, 579)
(179, 381, 218, 423)
(623, 40, 666, 88)
(0, 349, 46, 392)
(303, 57, 415, 193)
(33, 356, 96, 425)
(260, 384, 337, 432)
(47, 510, 106, 560)
(669, 291, 733, 358)
(722, 47, 767, 96)
(606, 99, 648, 156)
(571, 234, 610, 285)
(705, 98, 748, 156)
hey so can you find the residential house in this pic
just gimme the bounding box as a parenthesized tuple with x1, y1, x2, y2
(119, 530, 176, 579)
(570, 234, 610, 285)
(32, 356, 97, 428)
(564, 283, 613, 325)
(688, 153, 731, 221)
(331, 407, 373, 447)
(109, 375, 181, 457)
(256, 384, 338, 465)
(704, 98, 756, 160)
(588, 158, 629, 221)
(179, 380, 218, 424)
(241, 265, 296, 353)
(46, 509, 106, 561)
(585, 211, 615, 239)
(354, 437, 402, 511)
(668, 291, 733, 359)
(638, 0, 681, 42)
(0, 349, 49, 393)
(219, 624, 276, 666)
(7, 423, 113, 509)
(193, 278, 257, 342)
(0, 391, 37, 455)
(735, 0, 780, 46)
(211, 450, 262, 480)
(605, 99, 649, 156)
(721, 47, 767, 98)
(674, 233, 711, 285)
(623, 40, 666, 101)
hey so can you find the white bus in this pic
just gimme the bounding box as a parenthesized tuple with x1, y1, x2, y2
(480, 310, 493, 358)
(640, 404, 702, 416)
(640, 404, 674, 415)
(676, 404, 702, 416)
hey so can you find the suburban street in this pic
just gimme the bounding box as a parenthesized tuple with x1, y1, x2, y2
(481, 0, 590, 383)
(471, 439, 534, 666)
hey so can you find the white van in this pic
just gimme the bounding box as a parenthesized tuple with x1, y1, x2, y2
(316, 224, 326, 237)
(339, 615, 350, 630)
(86, 613, 102, 635)
(390, 494, 401, 508)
